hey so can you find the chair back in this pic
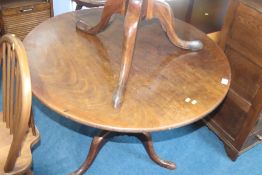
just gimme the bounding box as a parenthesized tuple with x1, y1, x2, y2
(0, 34, 32, 172)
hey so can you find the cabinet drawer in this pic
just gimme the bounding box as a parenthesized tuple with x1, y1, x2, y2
(3, 9, 50, 39)
(225, 48, 262, 102)
(1, 3, 50, 17)
(229, 3, 262, 67)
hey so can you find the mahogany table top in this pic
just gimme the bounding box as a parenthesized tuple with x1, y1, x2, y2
(23, 9, 231, 133)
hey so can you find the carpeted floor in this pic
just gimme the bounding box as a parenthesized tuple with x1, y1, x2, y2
(31, 97, 262, 175)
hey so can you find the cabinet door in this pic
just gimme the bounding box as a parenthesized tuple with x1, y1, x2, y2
(225, 47, 262, 102)
(229, 3, 262, 67)
(209, 89, 250, 140)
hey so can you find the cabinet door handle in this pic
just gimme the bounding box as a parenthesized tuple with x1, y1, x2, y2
(20, 8, 34, 13)
(256, 134, 262, 141)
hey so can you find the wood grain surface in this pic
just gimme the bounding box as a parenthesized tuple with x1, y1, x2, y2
(23, 9, 231, 133)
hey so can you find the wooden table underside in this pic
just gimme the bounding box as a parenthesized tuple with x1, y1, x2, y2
(24, 8, 231, 175)
(76, 0, 204, 108)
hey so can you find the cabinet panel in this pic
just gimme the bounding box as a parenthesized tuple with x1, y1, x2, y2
(206, 0, 262, 161)
(230, 3, 262, 65)
(225, 47, 262, 102)
(211, 89, 249, 139)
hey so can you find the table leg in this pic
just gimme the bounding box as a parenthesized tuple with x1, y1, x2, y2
(153, 0, 203, 51)
(70, 131, 176, 175)
(134, 132, 176, 170)
(112, 0, 143, 108)
(70, 131, 114, 175)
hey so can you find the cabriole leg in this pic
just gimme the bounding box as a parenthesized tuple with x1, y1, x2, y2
(135, 132, 176, 170)
(70, 131, 114, 175)
(153, 0, 203, 51)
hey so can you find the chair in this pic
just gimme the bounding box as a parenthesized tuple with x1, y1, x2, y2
(0, 34, 40, 175)
(72, 0, 106, 10)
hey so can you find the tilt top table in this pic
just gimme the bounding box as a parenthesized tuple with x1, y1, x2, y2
(24, 9, 231, 175)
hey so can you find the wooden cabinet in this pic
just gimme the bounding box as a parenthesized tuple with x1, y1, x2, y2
(205, 0, 262, 160)
(0, 0, 53, 40)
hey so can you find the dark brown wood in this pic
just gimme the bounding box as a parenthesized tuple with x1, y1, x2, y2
(76, 0, 204, 108)
(185, 0, 194, 23)
(70, 131, 113, 175)
(135, 132, 176, 170)
(218, 0, 239, 49)
(0, 14, 4, 36)
(152, 1, 203, 50)
(24, 9, 231, 133)
(24, 9, 231, 173)
(49, 0, 54, 17)
(71, 131, 176, 175)
(0, 0, 53, 40)
(113, 0, 143, 108)
(205, 0, 262, 160)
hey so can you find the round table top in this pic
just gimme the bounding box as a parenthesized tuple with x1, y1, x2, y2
(24, 9, 231, 133)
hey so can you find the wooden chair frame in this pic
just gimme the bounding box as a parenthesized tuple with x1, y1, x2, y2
(0, 34, 39, 174)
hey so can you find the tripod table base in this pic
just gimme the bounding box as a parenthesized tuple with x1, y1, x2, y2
(70, 131, 176, 175)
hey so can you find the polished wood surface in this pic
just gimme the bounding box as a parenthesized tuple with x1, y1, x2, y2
(205, 0, 262, 160)
(24, 9, 231, 133)
(76, 0, 204, 108)
(0, 34, 40, 174)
